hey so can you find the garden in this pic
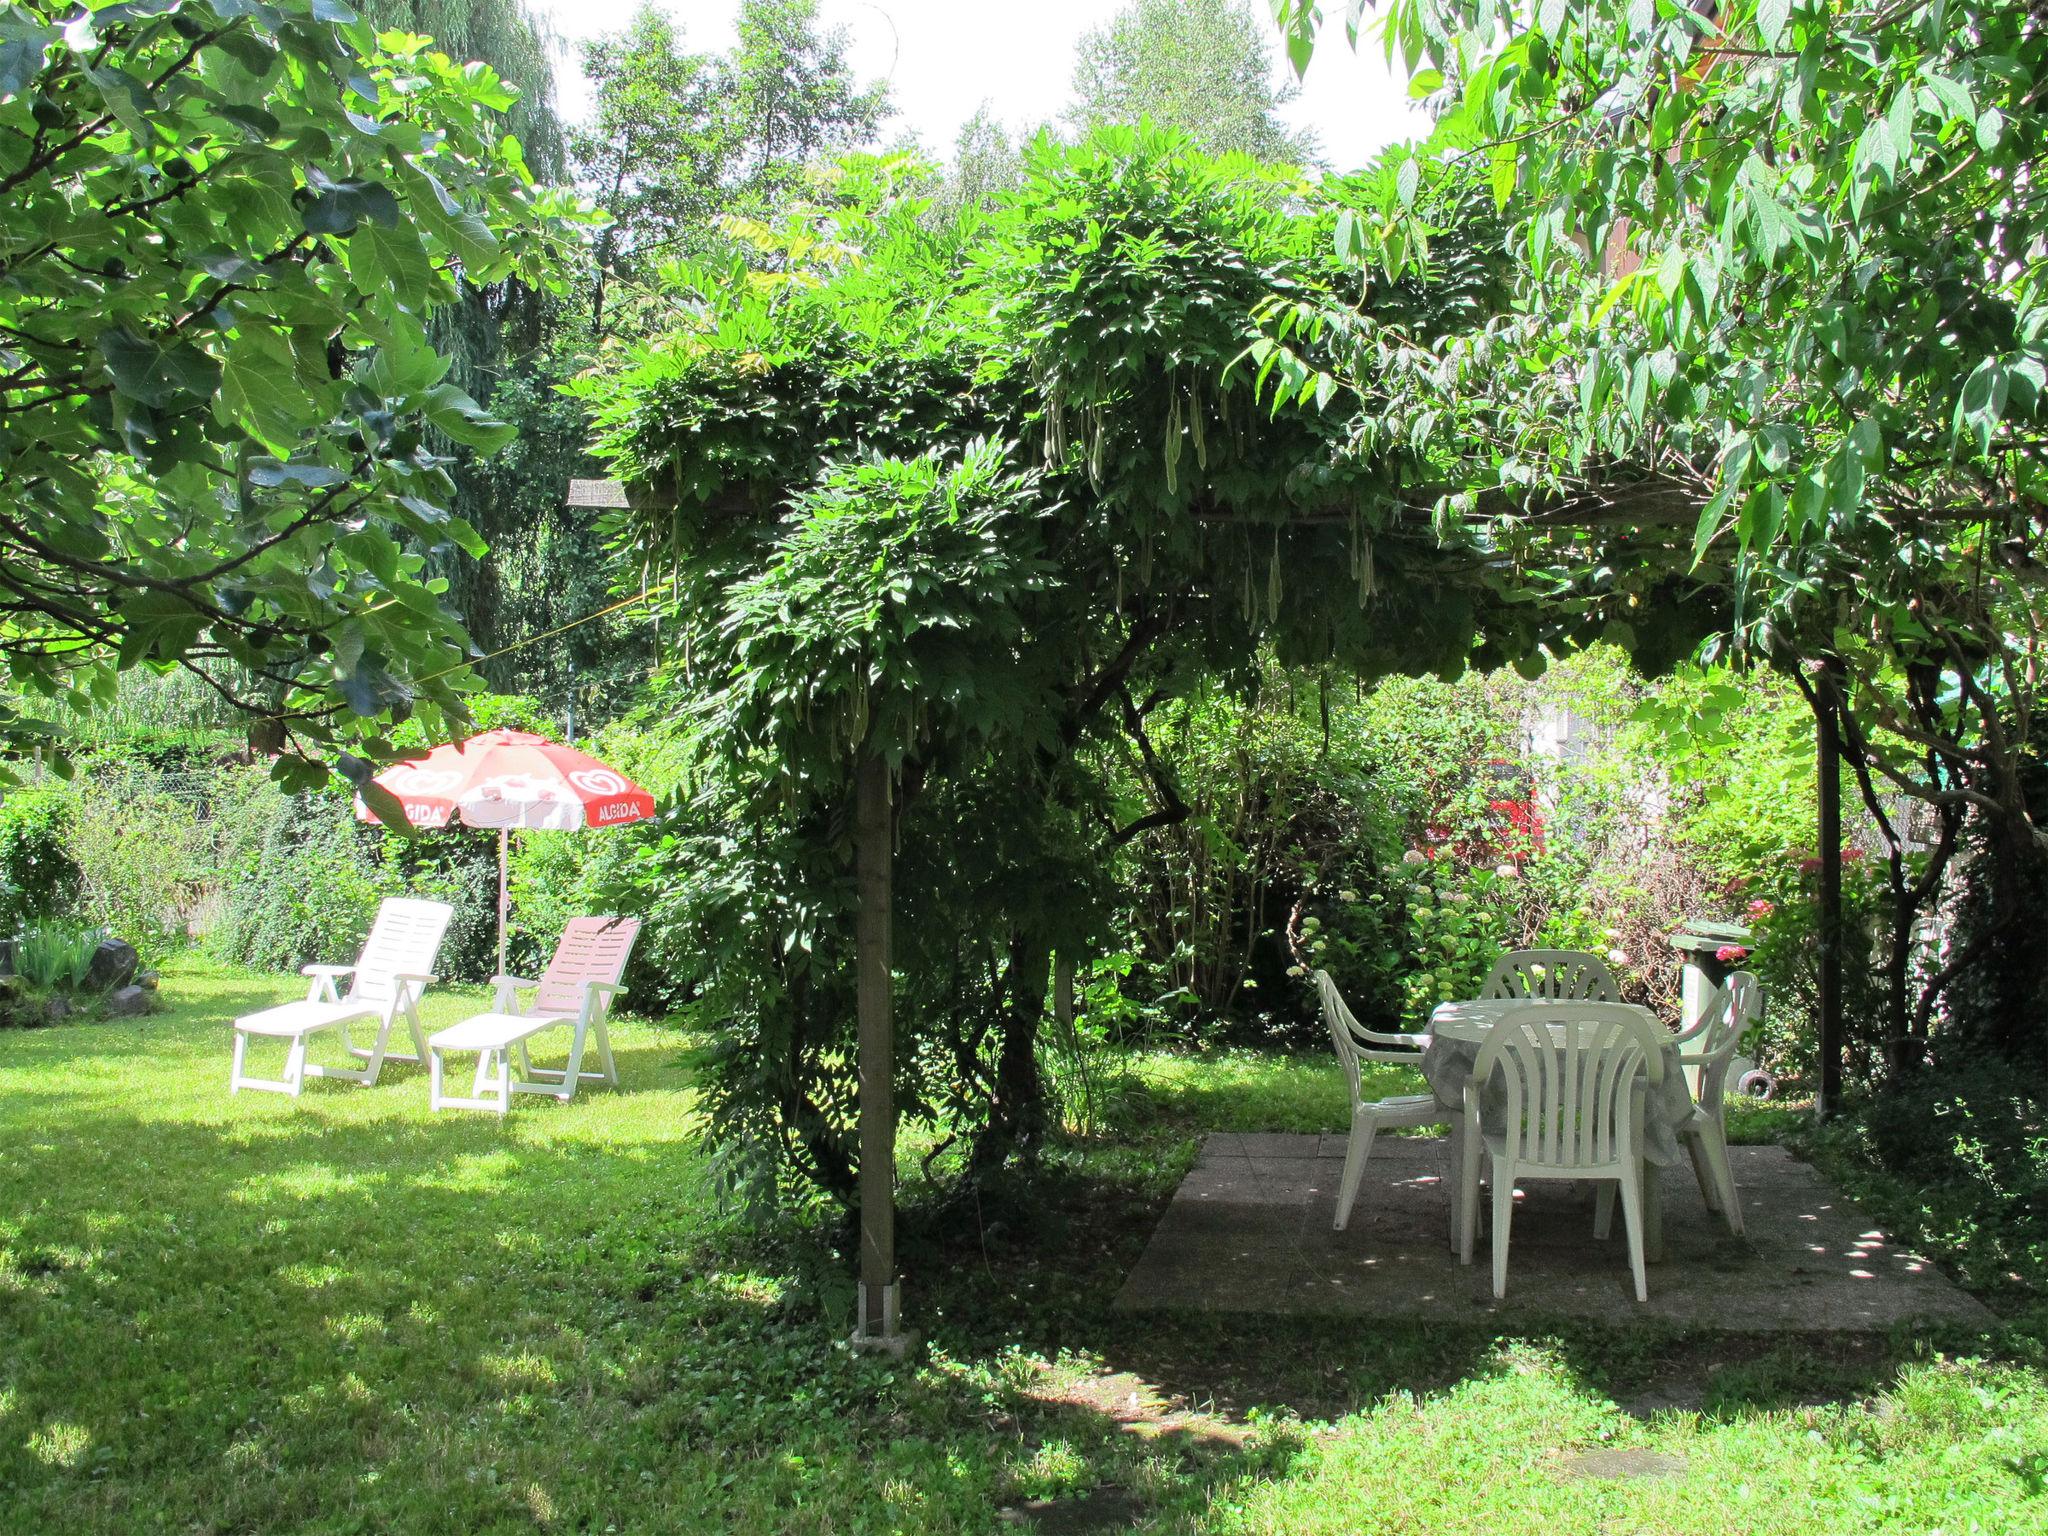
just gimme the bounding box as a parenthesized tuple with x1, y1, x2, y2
(3, 0, 2047, 1531)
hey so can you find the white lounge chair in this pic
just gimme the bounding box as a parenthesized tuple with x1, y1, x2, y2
(1671, 970, 1761, 1235)
(1479, 948, 1622, 1002)
(427, 916, 640, 1114)
(1314, 969, 1450, 1230)
(230, 897, 453, 1097)
(1457, 1001, 1664, 1301)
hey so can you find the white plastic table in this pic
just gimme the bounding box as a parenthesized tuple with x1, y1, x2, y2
(1425, 998, 1692, 1262)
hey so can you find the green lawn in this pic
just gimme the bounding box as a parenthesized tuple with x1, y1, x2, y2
(2, 958, 2044, 1534)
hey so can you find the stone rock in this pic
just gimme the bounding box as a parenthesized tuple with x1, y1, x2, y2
(0, 937, 14, 976)
(103, 984, 150, 1019)
(137, 969, 160, 992)
(42, 996, 72, 1025)
(85, 937, 139, 992)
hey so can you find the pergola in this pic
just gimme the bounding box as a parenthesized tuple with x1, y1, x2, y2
(566, 473, 1854, 1351)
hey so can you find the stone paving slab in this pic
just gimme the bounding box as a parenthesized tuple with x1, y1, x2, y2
(1114, 1134, 1993, 1330)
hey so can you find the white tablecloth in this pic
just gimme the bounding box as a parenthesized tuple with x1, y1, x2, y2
(1423, 999, 1697, 1166)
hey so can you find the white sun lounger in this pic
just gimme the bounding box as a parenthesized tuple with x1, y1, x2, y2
(230, 897, 454, 1097)
(427, 916, 640, 1114)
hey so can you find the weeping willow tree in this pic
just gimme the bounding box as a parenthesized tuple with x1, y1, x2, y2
(352, 0, 600, 704)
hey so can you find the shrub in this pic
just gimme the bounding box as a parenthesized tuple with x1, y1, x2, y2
(206, 710, 555, 984)
(380, 825, 503, 981)
(206, 772, 399, 972)
(66, 779, 211, 959)
(0, 789, 81, 929)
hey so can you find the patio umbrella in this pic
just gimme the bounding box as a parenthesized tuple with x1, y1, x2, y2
(354, 729, 656, 976)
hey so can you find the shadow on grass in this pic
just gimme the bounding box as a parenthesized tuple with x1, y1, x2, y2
(0, 1007, 2018, 1536)
(0, 1047, 1306, 1534)
(895, 1155, 1947, 1445)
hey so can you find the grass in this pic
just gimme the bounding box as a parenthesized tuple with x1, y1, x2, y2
(0, 957, 2043, 1534)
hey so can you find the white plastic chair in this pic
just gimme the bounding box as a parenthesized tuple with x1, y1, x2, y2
(1457, 1001, 1664, 1301)
(427, 916, 640, 1114)
(1669, 970, 1760, 1235)
(230, 898, 453, 1097)
(1479, 948, 1621, 1002)
(1314, 969, 1450, 1230)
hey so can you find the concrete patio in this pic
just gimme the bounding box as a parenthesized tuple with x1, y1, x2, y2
(1114, 1133, 1992, 1330)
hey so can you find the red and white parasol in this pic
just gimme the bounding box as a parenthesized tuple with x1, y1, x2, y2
(356, 729, 655, 973)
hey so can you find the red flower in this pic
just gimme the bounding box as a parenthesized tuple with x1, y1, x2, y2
(1798, 857, 1823, 876)
(1745, 899, 1774, 918)
(1716, 945, 1751, 963)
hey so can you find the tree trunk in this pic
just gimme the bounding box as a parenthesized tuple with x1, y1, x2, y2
(973, 932, 1052, 1174)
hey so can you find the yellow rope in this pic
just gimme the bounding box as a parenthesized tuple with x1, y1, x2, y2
(414, 575, 678, 688)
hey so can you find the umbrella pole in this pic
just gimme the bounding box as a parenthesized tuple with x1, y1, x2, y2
(497, 827, 509, 979)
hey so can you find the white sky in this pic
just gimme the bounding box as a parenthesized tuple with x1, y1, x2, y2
(523, 0, 1429, 172)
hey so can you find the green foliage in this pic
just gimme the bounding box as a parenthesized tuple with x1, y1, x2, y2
(930, 106, 1027, 224)
(573, 0, 891, 336)
(1934, 732, 2048, 1074)
(208, 697, 669, 984)
(0, 0, 592, 782)
(205, 768, 502, 984)
(64, 780, 214, 961)
(1070, 0, 1317, 164)
(1810, 1064, 2048, 1299)
(576, 126, 1551, 1196)
(11, 919, 102, 994)
(1104, 671, 1409, 1039)
(205, 774, 397, 974)
(454, 352, 655, 723)
(1268, 0, 2048, 932)
(0, 790, 80, 929)
(360, 0, 565, 179)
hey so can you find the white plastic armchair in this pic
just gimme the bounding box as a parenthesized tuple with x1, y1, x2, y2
(1457, 1001, 1665, 1301)
(1314, 970, 1449, 1231)
(428, 917, 641, 1114)
(1479, 948, 1621, 1003)
(1671, 971, 1760, 1235)
(230, 898, 454, 1097)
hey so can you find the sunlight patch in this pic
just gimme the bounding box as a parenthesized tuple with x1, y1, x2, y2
(413, 1151, 520, 1192)
(232, 1164, 379, 1203)
(28, 1419, 90, 1468)
(522, 1482, 557, 1525)
(493, 1228, 546, 1259)
(277, 1260, 350, 1290)
(1009, 1438, 1090, 1499)
(279, 1372, 371, 1416)
(327, 1311, 386, 1343)
(223, 1432, 270, 1469)
(702, 1271, 786, 1307)
(480, 1351, 560, 1390)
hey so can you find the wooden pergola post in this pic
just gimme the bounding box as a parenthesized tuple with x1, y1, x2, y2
(852, 751, 911, 1352)
(568, 478, 915, 1351)
(1814, 666, 1845, 1121)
